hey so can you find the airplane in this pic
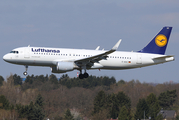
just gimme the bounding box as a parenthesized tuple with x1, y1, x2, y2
(3, 26, 174, 79)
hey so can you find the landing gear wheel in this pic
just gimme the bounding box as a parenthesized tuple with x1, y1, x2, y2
(84, 72, 89, 78)
(79, 74, 84, 79)
(23, 71, 28, 76)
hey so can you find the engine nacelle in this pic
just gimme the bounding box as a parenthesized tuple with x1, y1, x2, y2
(51, 61, 75, 73)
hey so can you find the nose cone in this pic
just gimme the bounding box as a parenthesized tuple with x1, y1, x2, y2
(3, 54, 9, 62)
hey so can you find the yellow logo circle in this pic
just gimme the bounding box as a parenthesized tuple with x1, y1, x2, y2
(155, 34, 167, 47)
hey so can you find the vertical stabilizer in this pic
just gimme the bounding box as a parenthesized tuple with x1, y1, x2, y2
(138, 27, 172, 55)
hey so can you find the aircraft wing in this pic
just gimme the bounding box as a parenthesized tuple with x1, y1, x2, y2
(74, 39, 121, 67)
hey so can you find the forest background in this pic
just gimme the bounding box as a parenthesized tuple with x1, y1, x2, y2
(0, 74, 178, 120)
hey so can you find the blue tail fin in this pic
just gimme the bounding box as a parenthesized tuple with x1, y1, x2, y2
(138, 27, 172, 55)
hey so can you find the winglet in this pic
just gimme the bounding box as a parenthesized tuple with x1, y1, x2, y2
(95, 46, 100, 50)
(112, 39, 122, 50)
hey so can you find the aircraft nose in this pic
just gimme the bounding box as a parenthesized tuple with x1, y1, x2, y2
(3, 54, 9, 61)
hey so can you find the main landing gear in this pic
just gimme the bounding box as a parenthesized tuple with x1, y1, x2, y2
(79, 72, 89, 79)
(79, 66, 89, 79)
(23, 65, 28, 76)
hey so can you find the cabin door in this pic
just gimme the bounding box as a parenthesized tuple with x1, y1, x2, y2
(24, 47, 30, 58)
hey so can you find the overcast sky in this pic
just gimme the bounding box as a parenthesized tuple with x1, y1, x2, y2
(1, 0, 179, 83)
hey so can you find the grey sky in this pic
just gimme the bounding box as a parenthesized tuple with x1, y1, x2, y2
(1, 0, 179, 83)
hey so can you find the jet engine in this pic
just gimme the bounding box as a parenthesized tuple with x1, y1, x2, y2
(51, 61, 75, 73)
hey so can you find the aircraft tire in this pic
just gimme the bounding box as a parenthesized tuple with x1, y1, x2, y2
(84, 72, 89, 78)
(79, 74, 84, 79)
(23, 71, 28, 76)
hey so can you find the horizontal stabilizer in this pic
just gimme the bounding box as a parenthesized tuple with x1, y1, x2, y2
(152, 55, 174, 60)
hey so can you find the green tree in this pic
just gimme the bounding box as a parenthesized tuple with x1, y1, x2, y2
(93, 91, 131, 119)
(49, 74, 58, 84)
(0, 75, 4, 86)
(106, 93, 118, 119)
(64, 109, 74, 120)
(16, 96, 45, 120)
(59, 74, 71, 88)
(25, 74, 34, 84)
(0, 95, 10, 110)
(104, 91, 131, 119)
(118, 106, 129, 120)
(35, 94, 44, 108)
(117, 79, 125, 85)
(33, 106, 45, 120)
(135, 98, 149, 120)
(102, 76, 116, 86)
(35, 75, 47, 83)
(155, 113, 163, 120)
(59, 75, 116, 88)
(93, 90, 106, 114)
(15, 104, 29, 118)
(158, 89, 177, 109)
(116, 91, 131, 110)
(13, 74, 22, 85)
(146, 93, 160, 120)
(33, 94, 45, 120)
(60, 74, 69, 79)
(27, 101, 35, 119)
(176, 115, 179, 120)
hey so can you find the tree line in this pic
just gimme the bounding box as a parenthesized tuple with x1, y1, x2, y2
(6, 74, 116, 90)
(93, 89, 177, 120)
(0, 74, 179, 120)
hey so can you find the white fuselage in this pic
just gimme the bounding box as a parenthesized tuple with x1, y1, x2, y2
(3, 46, 174, 71)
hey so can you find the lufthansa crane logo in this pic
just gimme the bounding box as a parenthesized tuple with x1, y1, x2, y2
(155, 34, 167, 47)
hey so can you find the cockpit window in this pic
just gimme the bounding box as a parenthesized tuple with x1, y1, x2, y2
(10, 51, 19, 54)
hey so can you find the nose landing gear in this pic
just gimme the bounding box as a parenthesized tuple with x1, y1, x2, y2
(23, 65, 28, 76)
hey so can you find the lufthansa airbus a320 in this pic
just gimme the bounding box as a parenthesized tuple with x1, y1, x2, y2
(3, 27, 174, 79)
